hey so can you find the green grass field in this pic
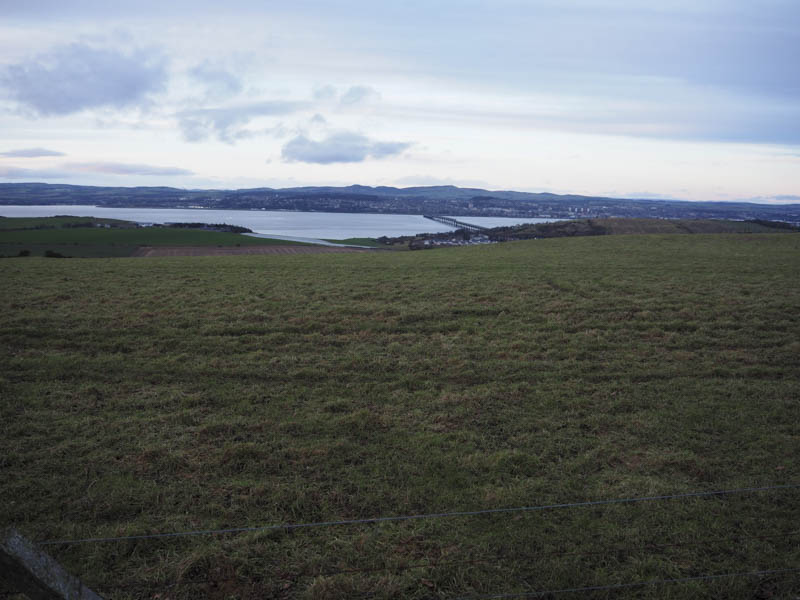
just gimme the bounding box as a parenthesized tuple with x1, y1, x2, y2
(490, 218, 797, 241)
(0, 216, 133, 230)
(595, 218, 790, 234)
(0, 217, 309, 257)
(324, 237, 384, 247)
(1, 234, 799, 599)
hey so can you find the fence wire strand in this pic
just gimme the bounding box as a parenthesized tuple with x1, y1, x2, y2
(81, 530, 800, 591)
(40, 483, 799, 546)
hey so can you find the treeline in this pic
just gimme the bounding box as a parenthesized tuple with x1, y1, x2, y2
(488, 219, 608, 240)
(165, 222, 253, 233)
(488, 218, 800, 241)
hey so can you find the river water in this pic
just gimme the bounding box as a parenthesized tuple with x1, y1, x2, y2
(0, 205, 559, 239)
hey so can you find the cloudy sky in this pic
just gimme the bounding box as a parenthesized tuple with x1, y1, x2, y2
(1, 0, 798, 202)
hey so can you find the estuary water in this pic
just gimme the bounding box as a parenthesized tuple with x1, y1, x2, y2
(0, 205, 559, 239)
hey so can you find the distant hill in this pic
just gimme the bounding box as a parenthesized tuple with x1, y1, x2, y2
(1, 182, 799, 223)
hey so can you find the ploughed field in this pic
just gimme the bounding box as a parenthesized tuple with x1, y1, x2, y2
(1, 234, 799, 599)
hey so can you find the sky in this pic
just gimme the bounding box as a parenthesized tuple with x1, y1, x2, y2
(0, 0, 798, 203)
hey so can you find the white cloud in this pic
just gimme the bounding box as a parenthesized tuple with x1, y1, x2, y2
(0, 1, 797, 199)
(312, 84, 337, 101)
(281, 132, 410, 164)
(340, 85, 379, 105)
(2, 42, 168, 116)
(188, 60, 243, 99)
(177, 101, 304, 143)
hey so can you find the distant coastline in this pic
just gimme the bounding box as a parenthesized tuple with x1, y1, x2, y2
(0, 205, 550, 239)
(1, 182, 798, 223)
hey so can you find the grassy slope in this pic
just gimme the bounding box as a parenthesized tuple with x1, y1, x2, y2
(600, 218, 786, 234)
(1, 244, 146, 258)
(323, 237, 383, 247)
(0, 218, 310, 257)
(493, 218, 794, 239)
(0, 216, 133, 230)
(0, 227, 305, 246)
(1, 234, 799, 599)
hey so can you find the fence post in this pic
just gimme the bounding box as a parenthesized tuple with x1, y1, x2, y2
(0, 528, 104, 600)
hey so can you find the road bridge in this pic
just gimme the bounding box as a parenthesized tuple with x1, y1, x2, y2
(424, 215, 488, 233)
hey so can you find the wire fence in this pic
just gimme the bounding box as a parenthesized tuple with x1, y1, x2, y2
(27, 483, 799, 598)
(40, 483, 799, 546)
(94, 529, 800, 590)
(62, 567, 800, 600)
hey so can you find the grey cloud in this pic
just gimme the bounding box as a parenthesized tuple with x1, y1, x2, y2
(2, 42, 168, 116)
(388, 83, 800, 145)
(178, 101, 303, 143)
(281, 132, 410, 164)
(340, 85, 379, 105)
(369, 140, 412, 158)
(297, 1, 799, 144)
(356, 1, 800, 100)
(8, 1, 798, 146)
(189, 61, 243, 99)
(0, 160, 193, 180)
(313, 85, 337, 101)
(66, 162, 193, 176)
(227, 124, 289, 141)
(0, 147, 65, 158)
(0, 166, 72, 179)
(5, 1, 800, 106)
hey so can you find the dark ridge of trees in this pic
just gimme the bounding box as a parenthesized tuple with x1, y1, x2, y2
(489, 219, 608, 241)
(165, 222, 253, 233)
